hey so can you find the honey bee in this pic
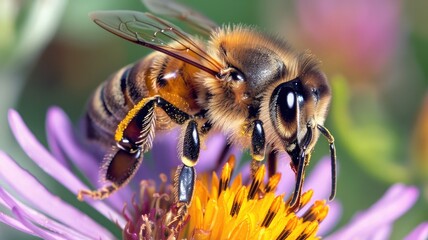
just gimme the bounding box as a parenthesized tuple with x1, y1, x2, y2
(78, 0, 336, 221)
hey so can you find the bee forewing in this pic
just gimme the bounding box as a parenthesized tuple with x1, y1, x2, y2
(90, 10, 221, 75)
(142, 0, 219, 35)
(90, 10, 186, 47)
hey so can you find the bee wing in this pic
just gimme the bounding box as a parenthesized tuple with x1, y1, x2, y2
(90, 10, 221, 76)
(142, 0, 219, 35)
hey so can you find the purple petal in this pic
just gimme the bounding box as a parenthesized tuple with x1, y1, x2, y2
(367, 184, 413, 211)
(0, 211, 36, 236)
(46, 107, 99, 185)
(368, 224, 392, 240)
(0, 151, 114, 239)
(46, 117, 69, 169)
(238, 161, 251, 184)
(0, 187, 80, 240)
(11, 207, 73, 240)
(46, 107, 131, 212)
(326, 184, 418, 239)
(299, 156, 336, 214)
(7, 109, 125, 226)
(404, 222, 428, 240)
(197, 133, 229, 172)
(212, 143, 243, 179)
(274, 155, 334, 202)
(318, 201, 342, 236)
(147, 129, 181, 180)
(304, 156, 334, 201)
(222, 144, 243, 171)
(275, 152, 295, 195)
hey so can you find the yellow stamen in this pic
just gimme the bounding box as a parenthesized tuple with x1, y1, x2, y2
(229, 218, 250, 240)
(302, 200, 329, 222)
(262, 195, 283, 227)
(194, 197, 203, 229)
(265, 173, 281, 193)
(230, 186, 246, 217)
(210, 171, 219, 198)
(299, 190, 314, 209)
(248, 164, 266, 200)
(253, 227, 269, 239)
(276, 216, 298, 240)
(299, 221, 319, 240)
(175, 162, 329, 240)
(202, 199, 219, 230)
(227, 155, 236, 172)
(230, 173, 243, 191)
(287, 189, 314, 212)
(287, 220, 310, 240)
(219, 162, 232, 196)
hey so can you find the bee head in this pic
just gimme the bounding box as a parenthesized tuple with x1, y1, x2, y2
(266, 67, 331, 153)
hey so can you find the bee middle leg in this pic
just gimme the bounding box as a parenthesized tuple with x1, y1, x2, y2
(169, 119, 200, 228)
(153, 97, 203, 227)
(249, 119, 266, 177)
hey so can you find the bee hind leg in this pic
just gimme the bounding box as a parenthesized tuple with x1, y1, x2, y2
(78, 145, 143, 201)
(78, 97, 157, 201)
(77, 185, 118, 201)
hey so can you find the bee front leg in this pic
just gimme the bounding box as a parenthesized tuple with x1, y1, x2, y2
(250, 120, 266, 177)
(289, 126, 313, 208)
(78, 98, 157, 201)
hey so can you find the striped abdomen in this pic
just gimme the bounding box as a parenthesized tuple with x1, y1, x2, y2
(84, 53, 202, 147)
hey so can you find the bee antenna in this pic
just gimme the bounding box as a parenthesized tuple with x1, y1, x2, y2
(317, 124, 337, 201)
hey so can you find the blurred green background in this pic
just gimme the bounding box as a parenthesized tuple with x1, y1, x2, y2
(1, 0, 427, 239)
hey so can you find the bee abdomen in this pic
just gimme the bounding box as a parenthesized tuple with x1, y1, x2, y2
(85, 58, 153, 144)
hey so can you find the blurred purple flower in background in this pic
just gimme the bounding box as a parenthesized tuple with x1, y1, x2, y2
(326, 184, 425, 239)
(296, 0, 401, 83)
(0, 108, 426, 239)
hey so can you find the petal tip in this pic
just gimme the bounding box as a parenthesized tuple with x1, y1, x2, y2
(47, 106, 64, 118)
(7, 109, 24, 134)
(7, 109, 20, 122)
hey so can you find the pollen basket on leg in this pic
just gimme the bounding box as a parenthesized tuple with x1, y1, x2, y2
(104, 146, 142, 185)
(114, 97, 156, 142)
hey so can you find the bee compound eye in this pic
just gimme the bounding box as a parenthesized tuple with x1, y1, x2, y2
(269, 83, 299, 140)
(277, 87, 297, 124)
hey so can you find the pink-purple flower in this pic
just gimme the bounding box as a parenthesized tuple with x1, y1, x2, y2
(295, 0, 401, 81)
(0, 107, 426, 239)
